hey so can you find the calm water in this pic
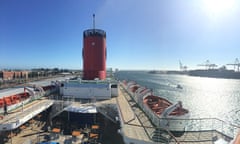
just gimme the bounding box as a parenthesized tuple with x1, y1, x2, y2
(115, 71, 240, 126)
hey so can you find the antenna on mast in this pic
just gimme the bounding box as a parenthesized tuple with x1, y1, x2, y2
(93, 14, 95, 30)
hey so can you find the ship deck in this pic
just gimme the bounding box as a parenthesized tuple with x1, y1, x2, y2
(0, 77, 238, 144)
(0, 98, 54, 131)
(118, 84, 236, 144)
(117, 86, 152, 143)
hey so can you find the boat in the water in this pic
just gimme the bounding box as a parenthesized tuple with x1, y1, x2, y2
(176, 84, 183, 89)
(122, 80, 190, 132)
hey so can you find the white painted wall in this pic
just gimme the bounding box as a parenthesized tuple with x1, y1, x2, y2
(62, 82, 111, 100)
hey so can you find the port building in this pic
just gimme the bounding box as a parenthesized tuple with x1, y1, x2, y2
(0, 71, 28, 80)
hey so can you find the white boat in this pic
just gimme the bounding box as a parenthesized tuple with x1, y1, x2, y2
(122, 80, 190, 132)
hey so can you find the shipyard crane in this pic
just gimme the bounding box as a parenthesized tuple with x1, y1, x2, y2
(227, 58, 240, 72)
(179, 61, 188, 71)
(197, 60, 218, 69)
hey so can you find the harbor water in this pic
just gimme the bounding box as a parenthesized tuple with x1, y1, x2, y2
(115, 71, 240, 127)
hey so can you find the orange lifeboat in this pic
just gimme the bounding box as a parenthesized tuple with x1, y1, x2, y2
(0, 98, 4, 108)
(10, 95, 21, 104)
(3, 97, 12, 106)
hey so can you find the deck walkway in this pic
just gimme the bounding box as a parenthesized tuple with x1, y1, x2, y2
(117, 86, 155, 143)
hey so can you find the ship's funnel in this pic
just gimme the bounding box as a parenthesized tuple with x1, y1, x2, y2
(82, 14, 107, 80)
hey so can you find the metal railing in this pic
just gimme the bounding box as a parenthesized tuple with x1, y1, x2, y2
(120, 82, 240, 143)
(180, 117, 239, 139)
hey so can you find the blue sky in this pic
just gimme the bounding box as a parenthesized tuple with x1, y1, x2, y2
(1, 0, 240, 70)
